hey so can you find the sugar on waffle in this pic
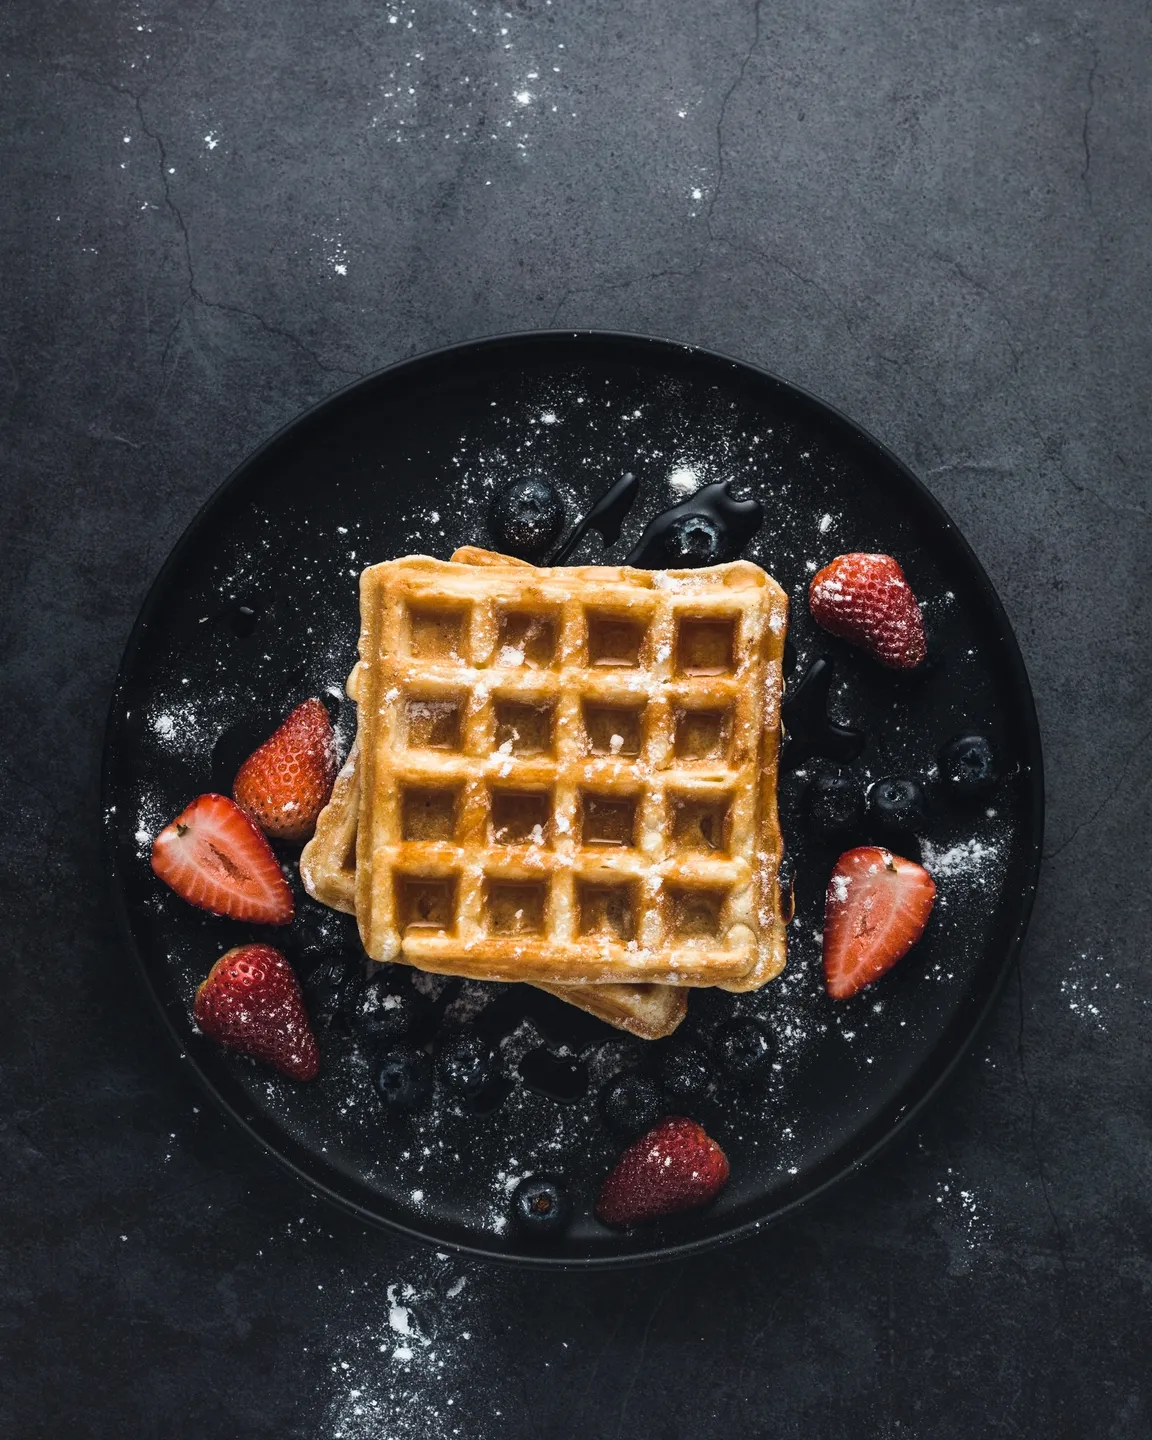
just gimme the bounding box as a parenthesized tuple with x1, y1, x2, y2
(302, 548, 690, 1040)
(350, 553, 788, 990)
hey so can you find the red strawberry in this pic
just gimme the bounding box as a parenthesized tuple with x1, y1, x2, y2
(151, 793, 294, 924)
(194, 944, 319, 1080)
(233, 698, 337, 842)
(808, 553, 927, 669)
(595, 1116, 730, 1226)
(823, 846, 936, 1000)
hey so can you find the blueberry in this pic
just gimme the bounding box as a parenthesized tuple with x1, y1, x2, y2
(600, 1073, 663, 1135)
(659, 1045, 713, 1102)
(489, 477, 565, 561)
(867, 776, 928, 832)
(511, 1175, 572, 1235)
(373, 1046, 433, 1112)
(805, 773, 864, 835)
(302, 958, 363, 1032)
(716, 1017, 775, 1081)
(938, 733, 997, 796)
(437, 1032, 497, 1098)
(356, 986, 419, 1045)
(661, 514, 723, 567)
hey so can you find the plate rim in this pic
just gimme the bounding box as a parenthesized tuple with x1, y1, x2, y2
(101, 328, 1045, 1269)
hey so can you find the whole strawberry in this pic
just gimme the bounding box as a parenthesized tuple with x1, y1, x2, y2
(194, 945, 320, 1080)
(808, 553, 927, 669)
(233, 698, 338, 842)
(595, 1116, 729, 1226)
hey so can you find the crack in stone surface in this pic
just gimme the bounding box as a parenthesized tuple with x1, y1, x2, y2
(1080, 46, 1100, 204)
(1044, 722, 1152, 860)
(56, 68, 359, 381)
(131, 97, 360, 379)
(725, 239, 860, 334)
(703, 0, 764, 238)
(928, 248, 1150, 522)
(548, 4, 767, 330)
(548, 263, 706, 326)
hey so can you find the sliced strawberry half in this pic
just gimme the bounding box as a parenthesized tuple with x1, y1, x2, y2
(808, 552, 927, 669)
(151, 793, 294, 924)
(194, 944, 319, 1080)
(595, 1116, 730, 1227)
(823, 846, 936, 1000)
(233, 697, 338, 843)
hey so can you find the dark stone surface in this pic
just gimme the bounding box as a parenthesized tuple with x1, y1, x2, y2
(1, 0, 1148, 1435)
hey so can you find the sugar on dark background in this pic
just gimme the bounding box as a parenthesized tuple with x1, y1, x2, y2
(1, 1, 1149, 1437)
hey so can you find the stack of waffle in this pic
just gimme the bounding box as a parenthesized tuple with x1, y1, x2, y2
(301, 547, 789, 1039)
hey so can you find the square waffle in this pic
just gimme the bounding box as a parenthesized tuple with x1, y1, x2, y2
(301, 547, 689, 1040)
(351, 554, 788, 989)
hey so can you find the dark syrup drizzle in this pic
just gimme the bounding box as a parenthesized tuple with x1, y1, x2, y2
(780, 657, 864, 767)
(549, 471, 640, 563)
(625, 480, 763, 568)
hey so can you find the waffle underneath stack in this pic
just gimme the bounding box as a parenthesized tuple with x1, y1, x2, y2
(302, 550, 789, 1036)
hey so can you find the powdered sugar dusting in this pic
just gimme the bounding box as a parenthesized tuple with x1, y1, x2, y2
(931, 1167, 991, 1276)
(1061, 952, 1119, 1033)
(667, 463, 701, 494)
(921, 836, 1001, 885)
(325, 1262, 496, 1439)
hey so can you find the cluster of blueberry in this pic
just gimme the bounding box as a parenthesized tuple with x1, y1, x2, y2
(806, 734, 998, 838)
(297, 948, 780, 1231)
(510, 1017, 775, 1233)
(303, 973, 505, 1112)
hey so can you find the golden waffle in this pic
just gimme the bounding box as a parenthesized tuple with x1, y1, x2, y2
(352, 554, 788, 988)
(300, 550, 690, 1039)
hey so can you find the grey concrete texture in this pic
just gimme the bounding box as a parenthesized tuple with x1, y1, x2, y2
(1, 0, 1149, 1436)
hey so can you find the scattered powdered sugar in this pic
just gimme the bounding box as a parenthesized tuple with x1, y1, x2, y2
(667, 463, 701, 495)
(145, 696, 221, 756)
(324, 1262, 499, 1439)
(441, 982, 494, 1027)
(318, 232, 350, 277)
(1061, 953, 1120, 1033)
(386, 1283, 427, 1349)
(133, 788, 170, 857)
(931, 1167, 991, 1276)
(410, 971, 452, 1000)
(921, 836, 1002, 886)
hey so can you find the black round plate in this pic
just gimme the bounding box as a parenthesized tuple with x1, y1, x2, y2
(102, 332, 1043, 1267)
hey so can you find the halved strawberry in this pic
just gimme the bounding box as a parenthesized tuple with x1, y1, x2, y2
(595, 1116, 730, 1226)
(150, 793, 294, 924)
(808, 553, 927, 669)
(823, 846, 936, 999)
(233, 698, 337, 842)
(194, 944, 319, 1080)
